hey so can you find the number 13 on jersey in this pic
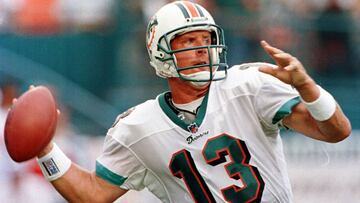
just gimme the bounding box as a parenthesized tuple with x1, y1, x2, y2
(169, 134, 265, 203)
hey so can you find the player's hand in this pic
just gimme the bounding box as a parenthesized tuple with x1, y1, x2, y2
(26, 85, 61, 117)
(37, 142, 54, 158)
(258, 40, 314, 89)
(36, 102, 61, 158)
(24, 85, 61, 158)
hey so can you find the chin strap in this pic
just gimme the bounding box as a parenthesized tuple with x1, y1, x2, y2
(181, 70, 226, 87)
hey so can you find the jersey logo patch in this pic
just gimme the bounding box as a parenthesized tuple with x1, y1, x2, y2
(187, 123, 198, 134)
(111, 107, 135, 127)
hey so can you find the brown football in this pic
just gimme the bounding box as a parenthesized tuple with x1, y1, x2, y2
(4, 86, 58, 162)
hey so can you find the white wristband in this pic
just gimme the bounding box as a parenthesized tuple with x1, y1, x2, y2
(37, 143, 72, 181)
(301, 85, 336, 121)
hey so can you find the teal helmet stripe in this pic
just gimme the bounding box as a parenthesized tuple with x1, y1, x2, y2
(175, 2, 205, 19)
(194, 4, 205, 17)
(175, 3, 190, 18)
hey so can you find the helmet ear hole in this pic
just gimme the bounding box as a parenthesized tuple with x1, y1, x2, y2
(211, 31, 217, 45)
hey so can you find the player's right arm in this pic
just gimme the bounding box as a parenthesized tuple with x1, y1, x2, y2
(38, 143, 128, 203)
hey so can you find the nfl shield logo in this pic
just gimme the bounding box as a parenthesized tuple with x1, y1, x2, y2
(187, 123, 198, 134)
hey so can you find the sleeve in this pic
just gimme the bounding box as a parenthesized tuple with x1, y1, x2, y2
(95, 134, 147, 191)
(254, 73, 301, 128)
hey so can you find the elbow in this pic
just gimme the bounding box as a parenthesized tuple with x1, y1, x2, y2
(326, 123, 352, 143)
(326, 133, 350, 143)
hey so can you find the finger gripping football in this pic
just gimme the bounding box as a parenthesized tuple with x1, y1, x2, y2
(4, 86, 58, 162)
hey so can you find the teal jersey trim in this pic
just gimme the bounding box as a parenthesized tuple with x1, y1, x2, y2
(272, 96, 301, 124)
(95, 161, 127, 186)
(158, 92, 209, 132)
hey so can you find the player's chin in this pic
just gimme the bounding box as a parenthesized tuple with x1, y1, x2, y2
(181, 66, 211, 74)
(189, 80, 211, 89)
(195, 66, 212, 72)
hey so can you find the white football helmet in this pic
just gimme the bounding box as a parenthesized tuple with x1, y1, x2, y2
(146, 1, 228, 84)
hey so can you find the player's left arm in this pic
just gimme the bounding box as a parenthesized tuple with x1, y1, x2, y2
(259, 41, 351, 143)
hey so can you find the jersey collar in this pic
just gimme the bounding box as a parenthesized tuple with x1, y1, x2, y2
(158, 91, 209, 132)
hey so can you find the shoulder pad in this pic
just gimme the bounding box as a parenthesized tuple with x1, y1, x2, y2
(235, 62, 276, 70)
(111, 107, 136, 128)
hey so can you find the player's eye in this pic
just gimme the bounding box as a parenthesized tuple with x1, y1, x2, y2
(185, 38, 195, 44)
(204, 37, 211, 44)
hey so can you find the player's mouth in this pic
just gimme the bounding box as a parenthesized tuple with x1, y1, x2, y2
(193, 61, 208, 66)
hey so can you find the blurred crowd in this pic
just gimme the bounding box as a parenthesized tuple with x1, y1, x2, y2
(142, 0, 360, 76)
(0, 0, 359, 75)
(0, 0, 359, 202)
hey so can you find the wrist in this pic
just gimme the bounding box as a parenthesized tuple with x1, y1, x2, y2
(294, 78, 316, 92)
(301, 85, 337, 121)
(294, 79, 318, 102)
(37, 142, 71, 181)
(38, 142, 54, 158)
(294, 79, 320, 102)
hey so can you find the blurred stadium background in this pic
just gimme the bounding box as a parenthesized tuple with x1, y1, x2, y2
(0, 0, 359, 202)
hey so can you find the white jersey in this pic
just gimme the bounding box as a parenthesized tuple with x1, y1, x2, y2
(96, 63, 300, 203)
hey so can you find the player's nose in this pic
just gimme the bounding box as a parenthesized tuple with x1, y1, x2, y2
(195, 43, 208, 55)
(196, 48, 207, 55)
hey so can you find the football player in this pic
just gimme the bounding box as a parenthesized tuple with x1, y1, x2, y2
(36, 1, 351, 202)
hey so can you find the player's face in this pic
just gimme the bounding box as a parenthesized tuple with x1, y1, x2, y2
(171, 30, 213, 75)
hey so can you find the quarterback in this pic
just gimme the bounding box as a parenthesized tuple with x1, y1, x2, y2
(35, 1, 351, 203)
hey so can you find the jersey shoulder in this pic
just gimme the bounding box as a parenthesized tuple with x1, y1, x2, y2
(224, 62, 287, 88)
(107, 98, 164, 146)
(116, 99, 157, 125)
(219, 62, 273, 91)
(228, 62, 276, 79)
(232, 62, 276, 71)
